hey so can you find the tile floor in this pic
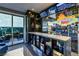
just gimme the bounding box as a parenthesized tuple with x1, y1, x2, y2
(4, 43, 78, 56)
(4, 43, 24, 56)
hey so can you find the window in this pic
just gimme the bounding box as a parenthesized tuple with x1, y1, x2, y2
(0, 13, 12, 36)
(0, 13, 12, 27)
(13, 16, 24, 44)
(0, 12, 24, 45)
(13, 16, 23, 27)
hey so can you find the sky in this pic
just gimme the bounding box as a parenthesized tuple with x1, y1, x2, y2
(0, 13, 23, 27)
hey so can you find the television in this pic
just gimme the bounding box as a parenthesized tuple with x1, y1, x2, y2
(56, 3, 64, 7)
(40, 11, 48, 17)
(56, 3, 65, 11)
(57, 3, 75, 12)
(49, 14, 56, 19)
(48, 7, 56, 15)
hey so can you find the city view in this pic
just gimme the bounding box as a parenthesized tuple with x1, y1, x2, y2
(0, 13, 24, 46)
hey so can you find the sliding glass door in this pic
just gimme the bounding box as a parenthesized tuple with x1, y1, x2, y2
(0, 12, 24, 46)
(0, 13, 12, 46)
(13, 16, 24, 44)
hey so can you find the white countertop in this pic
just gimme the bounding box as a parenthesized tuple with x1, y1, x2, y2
(28, 32, 71, 42)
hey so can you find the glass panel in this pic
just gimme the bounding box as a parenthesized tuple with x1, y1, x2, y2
(13, 16, 24, 44)
(0, 13, 12, 46)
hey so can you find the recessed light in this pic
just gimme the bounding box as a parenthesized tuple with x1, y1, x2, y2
(29, 12, 31, 14)
(32, 8, 34, 11)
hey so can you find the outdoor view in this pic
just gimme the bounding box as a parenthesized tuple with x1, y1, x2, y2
(0, 13, 24, 46)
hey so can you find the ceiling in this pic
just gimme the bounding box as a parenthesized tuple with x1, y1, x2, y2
(0, 3, 53, 13)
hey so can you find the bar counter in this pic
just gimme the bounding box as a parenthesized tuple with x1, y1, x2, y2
(28, 32, 70, 41)
(27, 32, 71, 56)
